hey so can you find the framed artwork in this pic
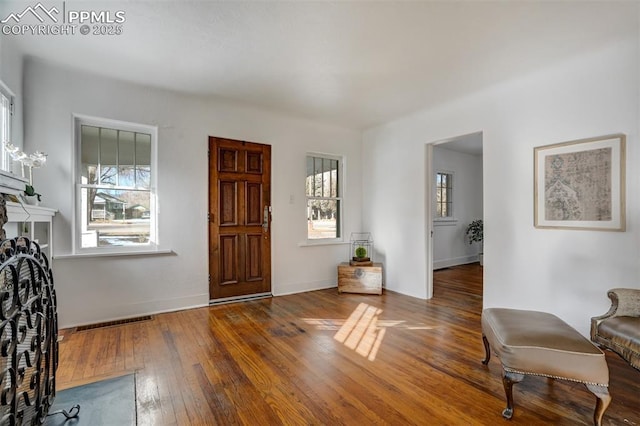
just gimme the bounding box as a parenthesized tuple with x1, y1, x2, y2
(534, 134, 625, 231)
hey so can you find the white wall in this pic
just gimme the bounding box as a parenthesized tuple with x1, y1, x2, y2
(0, 38, 23, 150)
(363, 7, 640, 335)
(22, 57, 362, 328)
(432, 146, 483, 269)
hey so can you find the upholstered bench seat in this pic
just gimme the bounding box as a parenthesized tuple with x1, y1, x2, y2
(481, 308, 611, 426)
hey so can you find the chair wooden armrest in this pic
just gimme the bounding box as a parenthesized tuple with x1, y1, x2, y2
(592, 288, 640, 322)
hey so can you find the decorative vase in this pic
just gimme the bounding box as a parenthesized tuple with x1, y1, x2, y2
(24, 196, 40, 206)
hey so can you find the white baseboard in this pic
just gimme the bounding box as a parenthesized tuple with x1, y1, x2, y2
(433, 255, 478, 270)
(59, 294, 209, 329)
(273, 279, 337, 297)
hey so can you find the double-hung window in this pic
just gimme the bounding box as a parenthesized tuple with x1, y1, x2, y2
(306, 154, 342, 241)
(435, 171, 453, 219)
(0, 80, 14, 172)
(74, 115, 157, 252)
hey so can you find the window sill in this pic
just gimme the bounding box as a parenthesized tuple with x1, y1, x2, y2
(298, 240, 349, 247)
(54, 247, 174, 259)
(434, 218, 458, 227)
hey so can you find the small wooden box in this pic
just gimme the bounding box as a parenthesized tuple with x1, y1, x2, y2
(337, 262, 383, 295)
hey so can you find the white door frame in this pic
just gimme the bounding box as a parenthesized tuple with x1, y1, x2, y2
(425, 131, 483, 298)
(425, 143, 435, 299)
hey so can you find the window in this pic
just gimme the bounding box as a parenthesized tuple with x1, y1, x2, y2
(0, 80, 14, 172)
(74, 116, 157, 252)
(306, 154, 342, 240)
(436, 172, 453, 218)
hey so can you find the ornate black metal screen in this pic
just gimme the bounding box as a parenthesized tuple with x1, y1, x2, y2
(0, 237, 58, 425)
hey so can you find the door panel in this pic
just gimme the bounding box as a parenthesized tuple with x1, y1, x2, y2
(209, 137, 271, 300)
(219, 181, 237, 226)
(246, 234, 263, 281)
(219, 148, 238, 172)
(219, 234, 238, 285)
(246, 151, 263, 174)
(246, 182, 262, 225)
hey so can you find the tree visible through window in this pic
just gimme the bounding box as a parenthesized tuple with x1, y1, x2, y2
(306, 155, 342, 240)
(436, 172, 453, 218)
(76, 117, 156, 250)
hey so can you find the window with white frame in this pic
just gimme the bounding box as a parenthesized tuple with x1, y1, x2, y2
(306, 154, 342, 240)
(435, 171, 453, 219)
(0, 81, 14, 172)
(74, 116, 157, 252)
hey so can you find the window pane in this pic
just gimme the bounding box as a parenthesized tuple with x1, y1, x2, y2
(307, 199, 339, 239)
(305, 156, 314, 196)
(136, 133, 151, 165)
(80, 187, 151, 248)
(100, 128, 118, 165)
(135, 166, 150, 189)
(322, 158, 330, 197)
(135, 133, 151, 189)
(81, 125, 100, 183)
(313, 158, 322, 197)
(100, 128, 118, 185)
(331, 160, 338, 197)
(118, 131, 135, 165)
(118, 131, 135, 187)
(435, 172, 453, 218)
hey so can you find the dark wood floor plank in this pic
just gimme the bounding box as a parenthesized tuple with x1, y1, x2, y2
(56, 263, 640, 425)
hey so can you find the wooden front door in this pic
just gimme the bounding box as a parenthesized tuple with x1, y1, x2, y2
(209, 137, 272, 301)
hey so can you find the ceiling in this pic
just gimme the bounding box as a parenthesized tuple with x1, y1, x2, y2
(0, 1, 633, 130)
(437, 132, 483, 156)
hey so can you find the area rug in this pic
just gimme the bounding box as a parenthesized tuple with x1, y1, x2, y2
(45, 374, 136, 426)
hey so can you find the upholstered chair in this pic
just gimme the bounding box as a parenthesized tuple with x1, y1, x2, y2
(591, 288, 640, 371)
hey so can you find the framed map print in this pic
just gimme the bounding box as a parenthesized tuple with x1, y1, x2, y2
(534, 134, 625, 231)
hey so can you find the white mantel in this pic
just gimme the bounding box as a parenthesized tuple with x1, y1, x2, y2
(0, 169, 28, 195)
(0, 168, 57, 258)
(6, 201, 57, 223)
(3, 201, 57, 260)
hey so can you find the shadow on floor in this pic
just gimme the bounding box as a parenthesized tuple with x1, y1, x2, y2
(45, 374, 136, 426)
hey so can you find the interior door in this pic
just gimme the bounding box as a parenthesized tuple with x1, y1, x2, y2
(208, 137, 271, 301)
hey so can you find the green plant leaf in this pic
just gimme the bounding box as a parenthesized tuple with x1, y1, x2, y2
(355, 246, 367, 258)
(24, 185, 42, 201)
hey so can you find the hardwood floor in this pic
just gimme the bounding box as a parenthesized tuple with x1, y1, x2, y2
(57, 263, 639, 425)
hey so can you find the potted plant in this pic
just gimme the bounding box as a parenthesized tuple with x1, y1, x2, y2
(355, 246, 368, 259)
(465, 219, 483, 265)
(24, 184, 42, 205)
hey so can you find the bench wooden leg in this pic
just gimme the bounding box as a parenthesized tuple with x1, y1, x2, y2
(481, 335, 491, 365)
(501, 370, 525, 420)
(585, 384, 611, 426)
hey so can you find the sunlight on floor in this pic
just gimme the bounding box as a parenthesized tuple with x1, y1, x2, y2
(137, 374, 161, 426)
(303, 303, 439, 361)
(333, 303, 385, 361)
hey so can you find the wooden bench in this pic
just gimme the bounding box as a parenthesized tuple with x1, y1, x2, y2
(481, 308, 611, 426)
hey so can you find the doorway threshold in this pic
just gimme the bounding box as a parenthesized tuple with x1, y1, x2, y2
(209, 292, 272, 306)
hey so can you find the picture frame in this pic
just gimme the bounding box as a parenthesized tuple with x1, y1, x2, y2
(534, 134, 625, 231)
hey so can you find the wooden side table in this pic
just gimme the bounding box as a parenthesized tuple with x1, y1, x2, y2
(337, 262, 383, 295)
